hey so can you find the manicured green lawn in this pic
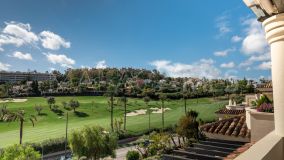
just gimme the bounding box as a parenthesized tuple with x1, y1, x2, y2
(0, 96, 225, 148)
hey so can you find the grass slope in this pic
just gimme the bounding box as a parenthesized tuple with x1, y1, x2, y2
(0, 96, 225, 147)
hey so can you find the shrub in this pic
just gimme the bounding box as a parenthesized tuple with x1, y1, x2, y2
(69, 126, 117, 159)
(255, 95, 272, 107)
(0, 144, 40, 160)
(257, 103, 274, 113)
(126, 150, 140, 160)
(176, 110, 200, 145)
(29, 137, 66, 155)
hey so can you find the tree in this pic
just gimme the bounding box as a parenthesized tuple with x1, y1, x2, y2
(119, 97, 128, 130)
(0, 104, 9, 121)
(34, 104, 43, 115)
(0, 144, 40, 159)
(159, 94, 167, 132)
(176, 110, 199, 145)
(69, 126, 117, 159)
(182, 92, 188, 114)
(143, 96, 151, 134)
(31, 80, 40, 96)
(3, 110, 36, 144)
(106, 85, 115, 132)
(69, 99, 80, 112)
(62, 101, 68, 109)
(46, 97, 55, 110)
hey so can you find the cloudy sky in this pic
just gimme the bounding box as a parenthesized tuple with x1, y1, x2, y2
(0, 0, 271, 80)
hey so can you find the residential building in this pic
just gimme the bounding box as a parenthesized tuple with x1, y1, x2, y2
(0, 71, 56, 83)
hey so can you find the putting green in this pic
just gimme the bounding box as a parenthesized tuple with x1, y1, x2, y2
(0, 96, 225, 148)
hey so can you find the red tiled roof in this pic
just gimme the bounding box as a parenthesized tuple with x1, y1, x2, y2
(200, 116, 250, 138)
(257, 82, 272, 88)
(224, 142, 255, 160)
(215, 108, 245, 115)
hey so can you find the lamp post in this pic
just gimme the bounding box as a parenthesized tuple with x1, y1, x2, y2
(243, 0, 284, 137)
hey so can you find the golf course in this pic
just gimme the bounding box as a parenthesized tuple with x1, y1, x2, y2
(0, 96, 226, 148)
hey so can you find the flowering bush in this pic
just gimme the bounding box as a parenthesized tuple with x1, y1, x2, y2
(257, 103, 274, 113)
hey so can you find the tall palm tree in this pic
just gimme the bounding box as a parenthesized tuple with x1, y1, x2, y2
(143, 96, 151, 134)
(106, 85, 115, 132)
(159, 94, 167, 132)
(183, 92, 188, 114)
(120, 96, 127, 130)
(3, 110, 36, 144)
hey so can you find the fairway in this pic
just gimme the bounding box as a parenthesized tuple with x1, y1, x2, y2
(0, 96, 225, 148)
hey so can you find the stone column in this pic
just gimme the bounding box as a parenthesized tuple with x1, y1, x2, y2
(263, 13, 284, 137)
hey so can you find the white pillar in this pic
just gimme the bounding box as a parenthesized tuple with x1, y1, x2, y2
(263, 13, 284, 137)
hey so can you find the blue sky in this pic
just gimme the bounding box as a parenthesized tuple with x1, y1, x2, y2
(0, 0, 271, 79)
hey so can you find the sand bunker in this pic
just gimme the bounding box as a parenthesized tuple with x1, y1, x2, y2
(152, 108, 171, 114)
(0, 98, 27, 103)
(149, 107, 159, 110)
(126, 109, 147, 117)
(0, 100, 10, 103)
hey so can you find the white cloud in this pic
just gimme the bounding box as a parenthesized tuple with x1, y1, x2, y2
(81, 65, 91, 69)
(3, 21, 38, 43)
(11, 51, 33, 61)
(241, 18, 268, 55)
(214, 48, 235, 57)
(216, 15, 231, 37)
(248, 53, 270, 62)
(257, 61, 271, 70)
(239, 53, 271, 68)
(224, 70, 238, 79)
(39, 31, 71, 50)
(150, 59, 220, 79)
(231, 35, 242, 42)
(95, 60, 107, 69)
(49, 67, 56, 71)
(0, 21, 38, 50)
(44, 53, 75, 68)
(0, 62, 11, 71)
(220, 62, 235, 68)
(239, 60, 253, 67)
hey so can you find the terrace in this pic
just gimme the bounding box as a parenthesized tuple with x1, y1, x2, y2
(236, 0, 284, 159)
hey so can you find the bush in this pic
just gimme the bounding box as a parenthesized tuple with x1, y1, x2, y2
(257, 103, 274, 113)
(69, 126, 117, 159)
(29, 137, 67, 155)
(0, 144, 40, 160)
(255, 95, 272, 107)
(126, 150, 140, 160)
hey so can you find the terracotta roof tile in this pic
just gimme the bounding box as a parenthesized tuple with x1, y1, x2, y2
(224, 142, 255, 160)
(215, 108, 245, 115)
(200, 116, 250, 138)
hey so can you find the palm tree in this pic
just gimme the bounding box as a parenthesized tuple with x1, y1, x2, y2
(159, 94, 167, 132)
(120, 96, 127, 130)
(0, 104, 9, 121)
(3, 110, 36, 144)
(143, 96, 151, 134)
(106, 85, 115, 132)
(183, 92, 188, 114)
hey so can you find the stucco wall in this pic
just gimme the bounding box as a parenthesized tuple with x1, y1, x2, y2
(250, 110, 274, 142)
